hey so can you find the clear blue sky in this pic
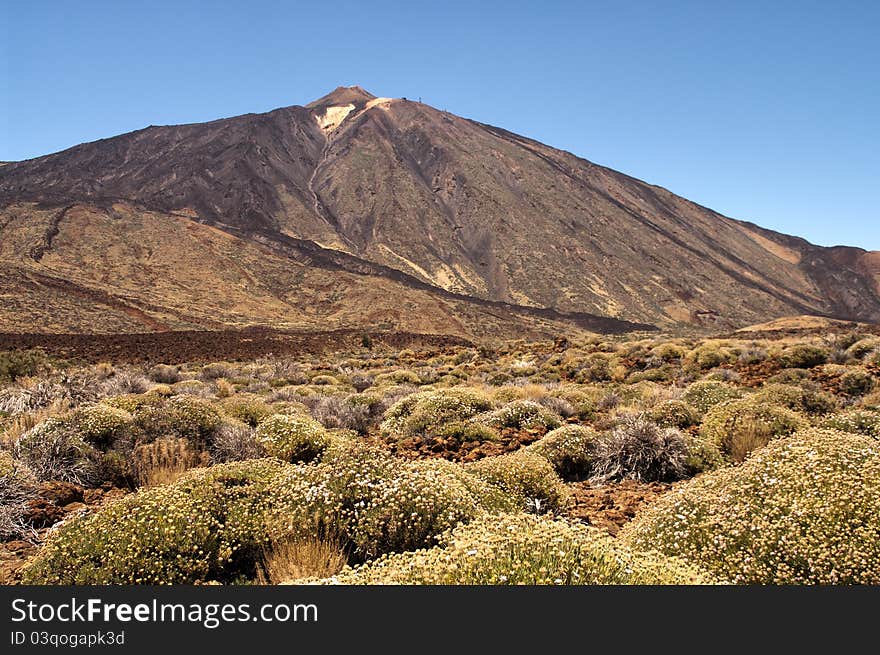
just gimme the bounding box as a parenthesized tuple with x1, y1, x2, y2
(2, 0, 878, 249)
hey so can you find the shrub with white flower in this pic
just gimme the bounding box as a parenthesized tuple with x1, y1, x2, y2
(254, 414, 330, 463)
(272, 442, 511, 560)
(699, 397, 806, 460)
(526, 424, 600, 480)
(647, 399, 699, 429)
(466, 450, 568, 513)
(819, 409, 880, 439)
(220, 393, 273, 427)
(620, 428, 880, 584)
(681, 380, 744, 415)
(476, 400, 561, 432)
(751, 383, 835, 415)
(315, 513, 717, 585)
(380, 388, 494, 438)
(70, 403, 133, 447)
(22, 458, 288, 584)
(21, 442, 517, 583)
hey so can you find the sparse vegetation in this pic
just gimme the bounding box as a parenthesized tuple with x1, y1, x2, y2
(3, 328, 878, 585)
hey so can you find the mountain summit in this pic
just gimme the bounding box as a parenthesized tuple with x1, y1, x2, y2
(306, 85, 377, 110)
(0, 86, 878, 335)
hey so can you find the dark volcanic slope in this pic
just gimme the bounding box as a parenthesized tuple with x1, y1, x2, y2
(1, 85, 878, 332)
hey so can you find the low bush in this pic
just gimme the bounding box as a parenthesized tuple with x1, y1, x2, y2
(683, 434, 725, 474)
(22, 459, 288, 584)
(373, 370, 421, 386)
(380, 389, 493, 438)
(132, 436, 209, 487)
(686, 344, 736, 370)
(0, 349, 52, 382)
(254, 414, 330, 463)
(681, 381, 744, 415)
(0, 450, 38, 539)
(572, 353, 615, 382)
(527, 425, 600, 480)
(647, 400, 699, 429)
(620, 429, 880, 584)
(69, 404, 133, 447)
(434, 420, 499, 443)
(477, 400, 561, 432)
(131, 396, 222, 447)
(820, 410, 880, 439)
(276, 443, 506, 560)
(14, 418, 99, 485)
(845, 338, 880, 360)
(220, 394, 273, 427)
(774, 344, 828, 369)
(323, 514, 716, 585)
(699, 398, 806, 461)
(752, 383, 835, 415)
(838, 369, 875, 397)
(147, 364, 181, 384)
(210, 419, 263, 462)
(200, 362, 238, 381)
(311, 394, 381, 433)
(465, 450, 568, 513)
(590, 416, 689, 482)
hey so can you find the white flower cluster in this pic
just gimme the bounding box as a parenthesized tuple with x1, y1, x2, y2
(316, 513, 716, 585)
(620, 428, 880, 584)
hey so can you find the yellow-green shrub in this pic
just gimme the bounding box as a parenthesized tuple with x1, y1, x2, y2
(752, 383, 835, 415)
(820, 410, 880, 438)
(838, 369, 875, 397)
(70, 404, 133, 447)
(681, 381, 744, 415)
(22, 444, 509, 583)
(686, 344, 736, 370)
(254, 414, 330, 463)
(164, 396, 222, 441)
(466, 450, 568, 513)
(527, 425, 600, 480)
(373, 370, 422, 386)
(220, 394, 273, 427)
(322, 513, 717, 585)
(274, 443, 505, 560)
(477, 400, 561, 432)
(683, 433, 725, 474)
(699, 398, 806, 460)
(647, 399, 698, 428)
(22, 458, 288, 584)
(380, 388, 493, 438)
(620, 429, 880, 584)
(774, 343, 828, 369)
(845, 338, 880, 360)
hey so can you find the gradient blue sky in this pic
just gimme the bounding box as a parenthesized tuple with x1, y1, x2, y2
(2, 1, 878, 249)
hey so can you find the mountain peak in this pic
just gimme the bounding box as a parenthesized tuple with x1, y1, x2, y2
(306, 85, 376, 110)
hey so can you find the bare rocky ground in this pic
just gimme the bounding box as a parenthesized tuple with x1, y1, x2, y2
(1, 483, 128, 583)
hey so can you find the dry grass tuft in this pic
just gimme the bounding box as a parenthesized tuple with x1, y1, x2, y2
(0, 400, 68, 447)
(257, 537, 347, 584)
(133, 436, 209, 487)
